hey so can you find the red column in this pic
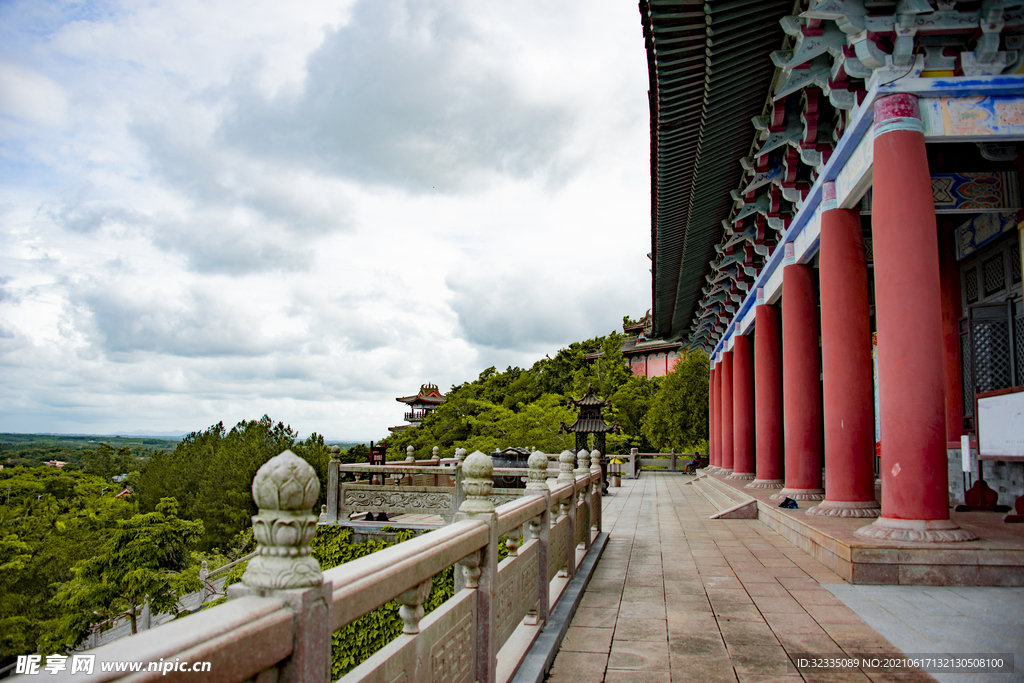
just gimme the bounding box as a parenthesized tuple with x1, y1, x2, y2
(720, 350, 734, 473)
(939, 219, 964, 444)
(710, 364, 718, 470)
(712, 363, 722, 471)
(808, 184, 879, 518)
(855, 94, 975, 541)
(750, 299, 784, 489)
(773, 261, 825, 501)
(729, 334, 755, 479)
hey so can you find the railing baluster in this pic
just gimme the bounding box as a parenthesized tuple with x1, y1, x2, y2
(455, 451, 498, 683)
(227, 450, 331, 683)
(525, 450, 550, 626)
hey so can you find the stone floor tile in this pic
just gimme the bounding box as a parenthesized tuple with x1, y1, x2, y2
(572, 607, 620, 628)
(604, 671, 672, 683)
(547, 651, 609, 682)
(749, 594, 806, 614)
(608, 639, 671, 671)
(619, 600, 668, 620)
(583, 590, 625, 609)
(563, 625, 616, 653)
(614, 617, 668, 642)
(668, 632, 729, 657)
(743, 582, 790, 598)
(669, 654, 738, 682)
(624, 586, 667, 602)
(718, 619, 780, 648)
(762, 611, 830, 636)
(712, 603, 765, 622)
(727, 644, 796, 676)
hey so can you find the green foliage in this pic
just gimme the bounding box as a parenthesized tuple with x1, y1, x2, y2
(40, 498, 204, 651)
(0, 466, 136, 665)
(134, 416, 328, 551)
(571, 332, 632, 400)
(642, 350, 710, 453)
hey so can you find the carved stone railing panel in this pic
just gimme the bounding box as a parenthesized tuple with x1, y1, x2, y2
(340, 589, 476, 683)
(340, 485, 453, 517)
(547, 516, 570, 582)
(494, 540, 539, 650)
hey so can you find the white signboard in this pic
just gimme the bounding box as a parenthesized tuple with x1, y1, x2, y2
(978, 391, 1024, 458)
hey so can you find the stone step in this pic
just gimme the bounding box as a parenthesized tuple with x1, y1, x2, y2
(703, 476, 756, 506)
(691, 478, 737, 513)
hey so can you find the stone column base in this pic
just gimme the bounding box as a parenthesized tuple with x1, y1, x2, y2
(706, 466, 721, 474)
(770, 488, 825, 501)
(806, 499, 880, 518)
(854, 517, 978, 542)
(745, 479, 784, 489)
(726, 472, 755, 480)
(719, 469, 734, 476)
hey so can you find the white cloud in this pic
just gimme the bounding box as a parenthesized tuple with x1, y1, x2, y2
(0, 0, 651, 439)
(0, 61, 68, 127)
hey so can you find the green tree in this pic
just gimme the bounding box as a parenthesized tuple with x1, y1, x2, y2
(572, 332, 631, 400)
(642, 350, 710, 452)
(43, 498, 203, 651)
(609, 375, 663, 451)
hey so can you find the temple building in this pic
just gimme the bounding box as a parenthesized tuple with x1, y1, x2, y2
(642, 0, 1024, 544)
(387, 383, 446, 434)
(587, 312, 685, 378)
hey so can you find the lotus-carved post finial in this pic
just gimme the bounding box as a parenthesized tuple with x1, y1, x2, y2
(591, 450, 602, 470)
(458, 450, 495, 515)
(406, 445, 415, 462)
(576, 449, 590, 475)
(330, 445, 340, 462)
(558, 450, 575, 482)
(432, 446, 440, 461)
(526, 450, 549, 492)
(242, 450, 323, 590)
(455, 448, 468, 463)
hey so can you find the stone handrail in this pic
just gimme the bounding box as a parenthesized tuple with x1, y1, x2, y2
(51, 448, 604, 683)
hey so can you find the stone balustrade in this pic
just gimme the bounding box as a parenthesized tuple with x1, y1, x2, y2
(329, 450, 567, 524)
(52, 448, 603, 683)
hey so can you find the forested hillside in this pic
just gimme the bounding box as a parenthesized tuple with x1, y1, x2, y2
(384, 332, 710, 460)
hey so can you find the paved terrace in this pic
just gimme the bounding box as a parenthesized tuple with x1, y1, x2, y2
(548, 474, 936, 683)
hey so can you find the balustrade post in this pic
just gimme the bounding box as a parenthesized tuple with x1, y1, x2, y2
(525, 450, 550, 626)
(327, 446, 340, 523)
(590, 450, 603, 533)
(630, 447, 639, 478)
(228, 450, 330, 683)
(199, 560, 209, 604)
(554, 451, 576, 579)
(454, 451, 499, 683)
(575, 449, 590, 551)
(557, 450, 575, 483)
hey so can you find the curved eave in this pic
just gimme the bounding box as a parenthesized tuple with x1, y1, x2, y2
(642, 0, 792, 341)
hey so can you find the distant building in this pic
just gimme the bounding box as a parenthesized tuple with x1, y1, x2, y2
(387, 383, 446, 434)
(588, 313, 684, 378)
(43, 460, 67, 468)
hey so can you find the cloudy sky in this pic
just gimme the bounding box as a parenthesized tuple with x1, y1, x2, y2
(0, 0, 652, 441)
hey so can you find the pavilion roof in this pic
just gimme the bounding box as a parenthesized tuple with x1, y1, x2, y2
(396, 383, 447, 405)
(641, 0, 792, 342)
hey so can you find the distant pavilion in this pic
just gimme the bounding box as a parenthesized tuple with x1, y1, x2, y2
(387, 383, 446, 434)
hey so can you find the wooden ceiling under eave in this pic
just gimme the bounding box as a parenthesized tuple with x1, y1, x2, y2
(641, 0, 794, 342)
